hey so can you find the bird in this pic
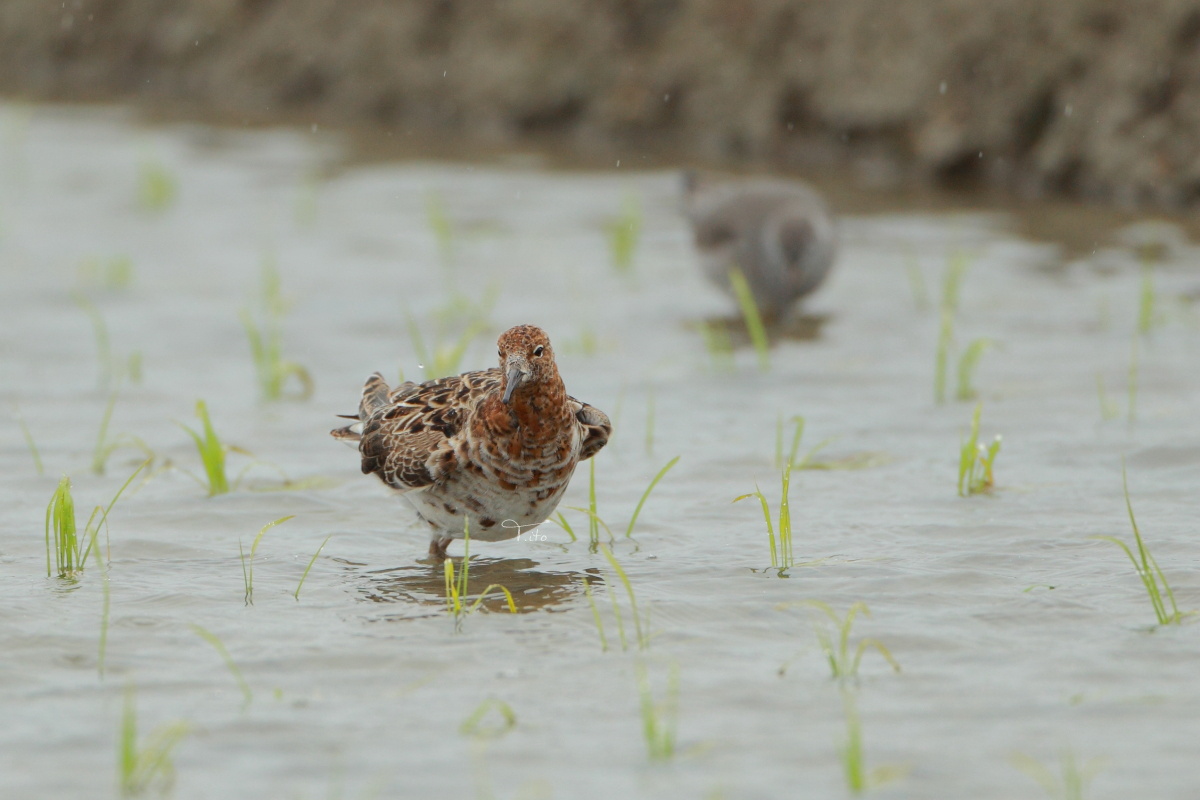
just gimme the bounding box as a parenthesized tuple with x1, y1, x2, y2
(681, 173, 838, 321)
(331, 324, 611, 559)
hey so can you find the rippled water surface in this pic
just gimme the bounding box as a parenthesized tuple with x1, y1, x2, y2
(2, 105, 1199, 799)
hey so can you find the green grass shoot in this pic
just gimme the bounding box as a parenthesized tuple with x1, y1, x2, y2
(80, 255, 134, 291)
(136, 155, 178, 213)
(294, 534, 332, 600)
(179, 400, 233, 496)
(241, 259, 314, 401)
(1010, 749, 1104, 800)
(425, 190, 455, 266)
(294, 169, 320, 228)
(583, 578, 609, 651)
(92, 391, 155, 476)
(240, 515, 295, 605)
(600, 545, 649, 650)
(443, 523, 517, 630)
(1093, 464, 1189, 626)
(776, 415, 844, 471)
(625, 456, 680, 538)
(955, 337, 993, 401)
(14, 407, 43, 475)
(699, 319, 734, 370)
(957, 402, 1001, 497)
(405, 310, 487, 380)
(118, 686, 190, 798)
(729, 268, 770, 371)
(906, 254, 930, 312)
(76, 293, 115, 392)
(191, 625, 253, 708)
(933, 251, 970, 403)
(637, 663, 679, 761)
(1096, 374, 1120, 421)
(1137, 261, 1158, 335)
(459, 698, 517, 739)
(605, 194, 643, 274)
(933, 307, 954, 404)
(839, 690, 907, 794)
(795, 601, 900, 680)
(734, 462, 795, 571)
(45, 461, 147, 579)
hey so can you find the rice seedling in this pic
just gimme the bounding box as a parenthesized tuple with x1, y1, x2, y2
(905, 254, 930, 312)
(933, 250, 970, 403)
(179, 400, 242, 496)
(600, 545, 650, 650)
(117, 687, 190, 798)
(443, 524, 517, 631)
(76, 293, 116, 392)
(789, 601, 900, 680)
(190, 625, 253, 708)
(567, 458, 613, 550)
(699, 319, 734, 370)
(13, 406, 43, 475)
(459, 698, 517, 740)
(560, 325, 599, 357)
(957, 402, 1001, 497)
(241, 259, 314, 401)
(728, 268, 770, 371)
(775, 415, 844, 471)
(425, 190, 455, 266)
(45, 460, 147, 579)
(1095, 374, 1120, 421)
(733, 461, 795, 571)
(1010, 749, 1104, 800)
(92, 391, 155, 476)
(838, 690, 907, 794)
(240, 515, 295, 605)
(136, 154, 177, 213)
(1093, 464, 1189, 626)
(1137, 260, 1158, 335)
(79, 255, 135, 291)
(605, 194, 643, 275)
(955, 337, 993, 401)
(933, 307, 955, 404)
(624, 456, 679, 538)
(294, 169, 321, 228)
(583, 577, 609, 651)
(97, 553, 112, 678)
(405, 310, 488, 380)
(637, 663, 679, 761)
(294, 534, 332, 600)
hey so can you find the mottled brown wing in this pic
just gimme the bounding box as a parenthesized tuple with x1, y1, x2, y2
(358, 368, 503, 492)
(570, 398, 611, 461)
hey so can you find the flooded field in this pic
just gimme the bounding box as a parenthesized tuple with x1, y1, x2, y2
(2, 104, 1199, 799)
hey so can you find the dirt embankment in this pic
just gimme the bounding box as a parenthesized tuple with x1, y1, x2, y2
(4, 0, 1200, 207)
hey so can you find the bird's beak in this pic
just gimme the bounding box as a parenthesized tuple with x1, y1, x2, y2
(503, 363, 526, 404)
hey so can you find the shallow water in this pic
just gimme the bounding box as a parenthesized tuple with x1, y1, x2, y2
(2, 104, 1199, 799)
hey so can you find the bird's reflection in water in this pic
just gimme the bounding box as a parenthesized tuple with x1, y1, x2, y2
(356, 557, 597, 615)
(698, 312, 830, 344)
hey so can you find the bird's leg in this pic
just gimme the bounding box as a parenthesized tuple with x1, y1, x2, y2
(428, 536, 452, 559)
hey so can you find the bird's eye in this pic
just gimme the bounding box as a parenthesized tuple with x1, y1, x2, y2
(533, 345, 544, 357)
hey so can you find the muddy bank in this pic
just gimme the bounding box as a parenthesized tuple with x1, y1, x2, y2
(5, 1, 1200, 207)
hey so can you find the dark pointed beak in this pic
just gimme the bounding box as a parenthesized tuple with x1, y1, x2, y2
(502, 365, 524, 404)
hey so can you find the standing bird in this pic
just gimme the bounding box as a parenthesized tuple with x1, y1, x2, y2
(682, 173, 838, 321)
(331, 325, 611, 559)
